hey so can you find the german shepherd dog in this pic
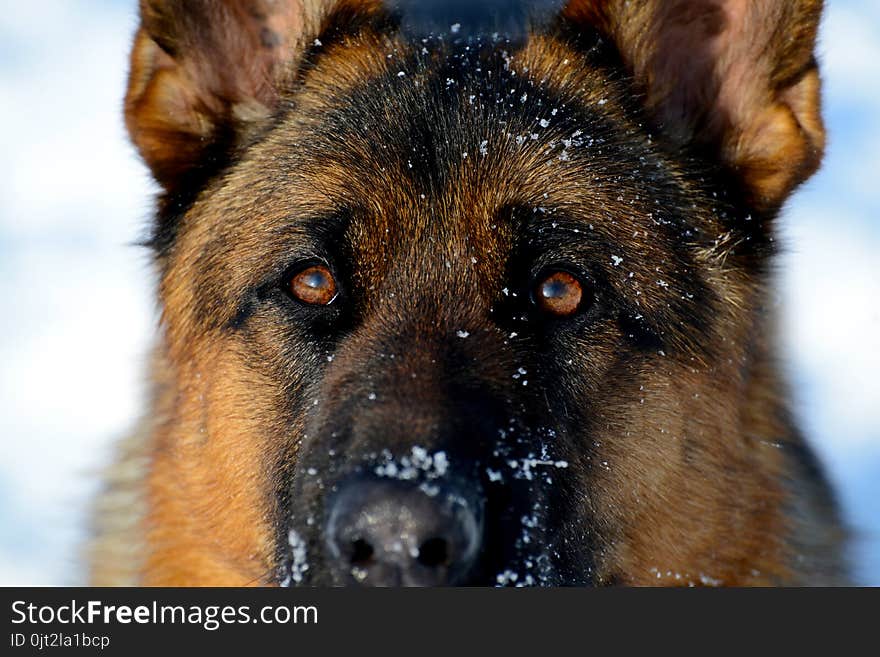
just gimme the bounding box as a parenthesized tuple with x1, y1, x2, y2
(90, 0, 848, 586)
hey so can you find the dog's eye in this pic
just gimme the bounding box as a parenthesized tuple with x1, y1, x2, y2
(534, 270, 587, 317)
(288, 264, 338, 306)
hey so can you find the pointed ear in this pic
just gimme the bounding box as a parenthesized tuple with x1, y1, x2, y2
(560, 0, 825, 214)
(125, 0, 312, 192)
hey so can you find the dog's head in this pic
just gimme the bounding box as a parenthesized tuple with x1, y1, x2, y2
(126, 0, 828, 585)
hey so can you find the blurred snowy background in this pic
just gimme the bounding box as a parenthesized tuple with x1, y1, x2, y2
(1, 0, 877, 585)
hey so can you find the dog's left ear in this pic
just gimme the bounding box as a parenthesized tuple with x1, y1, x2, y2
(560, 0, 825, 215)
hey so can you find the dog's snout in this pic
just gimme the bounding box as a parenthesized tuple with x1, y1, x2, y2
(325, 476, 483, 586)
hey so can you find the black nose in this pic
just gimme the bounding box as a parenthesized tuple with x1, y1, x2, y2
(325, 476, 483, 586)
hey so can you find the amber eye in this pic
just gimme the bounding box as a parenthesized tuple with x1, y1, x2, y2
(288, 264, 338, 306)
(534, 270, 587, 317)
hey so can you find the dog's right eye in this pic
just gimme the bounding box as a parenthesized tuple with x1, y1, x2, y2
(287, 264, 338, 306)
(533, 269, 589, 318)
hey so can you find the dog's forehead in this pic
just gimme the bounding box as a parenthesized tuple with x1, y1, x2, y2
(274, 44, 559, 266)
(235, 36, 687, 238)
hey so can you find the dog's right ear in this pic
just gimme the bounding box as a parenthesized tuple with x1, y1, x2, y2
(125, 0, 315, 192)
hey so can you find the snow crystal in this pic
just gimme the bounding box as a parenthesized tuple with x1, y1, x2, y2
(699, 573, 722, 587)
(374, 447, 451, 481)
(521, 515, 539, 529)
(496, 570, 519, 585)
(287, 529, 309, 585)
(506, 457, 569, 481)
(486, 468, 503, 483)
(419, 482, 440, 497)
(433, 451, 449, 476)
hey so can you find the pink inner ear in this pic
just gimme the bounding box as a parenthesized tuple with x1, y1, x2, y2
(708, 0, 774, 142)
(643, 0, 753, 143)
(230, 0, 306, 107)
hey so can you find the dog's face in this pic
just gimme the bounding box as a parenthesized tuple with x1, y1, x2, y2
(127, 0, 827, 585)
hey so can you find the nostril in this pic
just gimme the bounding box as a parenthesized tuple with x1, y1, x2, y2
(326, 476, 484, 584)
(350, 538, 374, 566)
(417, 537, 450, 568)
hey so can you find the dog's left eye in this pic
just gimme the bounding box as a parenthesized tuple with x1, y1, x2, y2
(533, 269, 588, 318)
(287, 264, 338, 306)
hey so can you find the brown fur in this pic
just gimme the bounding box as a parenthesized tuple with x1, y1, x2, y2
(561, 0, 825, 212)
(90, 0, 847, 586)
